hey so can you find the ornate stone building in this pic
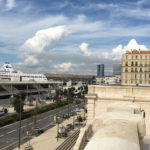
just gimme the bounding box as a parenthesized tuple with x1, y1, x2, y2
(121, 50, 150, 86)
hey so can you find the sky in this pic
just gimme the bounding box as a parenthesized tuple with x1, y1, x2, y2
(0, 0, 150, 75)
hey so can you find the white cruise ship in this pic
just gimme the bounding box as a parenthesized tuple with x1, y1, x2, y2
(0, 62, 47, 82)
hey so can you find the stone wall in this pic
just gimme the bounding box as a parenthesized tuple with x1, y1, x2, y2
(86, 85, 150, 135)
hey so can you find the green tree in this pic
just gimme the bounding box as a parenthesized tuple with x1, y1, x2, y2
(68, 87, 75, 101)
(63, 89, 68, 97)
(12, 92, 26, 113)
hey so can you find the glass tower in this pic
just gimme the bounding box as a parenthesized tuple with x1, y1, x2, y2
(97, 64, 104, 77)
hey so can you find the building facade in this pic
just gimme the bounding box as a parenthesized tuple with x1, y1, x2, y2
(97, 64, 104, 78)
(121, 50, 150, 86)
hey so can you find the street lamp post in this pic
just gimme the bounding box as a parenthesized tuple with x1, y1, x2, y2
(18, 95, 22, 149)
(67, 89, 70, 117)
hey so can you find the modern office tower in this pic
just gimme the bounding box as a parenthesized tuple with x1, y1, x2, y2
(121, 50, 150, 86)
(97, 64, 104, 77)
(113, 64, 122, 76)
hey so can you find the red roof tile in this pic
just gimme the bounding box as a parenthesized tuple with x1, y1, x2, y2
(126, 50, 150, 54)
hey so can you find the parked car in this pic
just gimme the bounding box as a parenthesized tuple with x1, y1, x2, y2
(0, 108, 8, 117)
(32, 127, 44, 135)
(62, 114, 70, 119)
(74, 108, 80, 112)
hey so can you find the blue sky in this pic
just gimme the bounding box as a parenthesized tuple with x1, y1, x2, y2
(0, 0, 150, 75)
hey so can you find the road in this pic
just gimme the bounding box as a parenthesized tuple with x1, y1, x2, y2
(0, 103, 83, 150)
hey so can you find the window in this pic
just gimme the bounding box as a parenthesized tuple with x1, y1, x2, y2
(131, 61, 134, 66)
(149, 74, 150, 79)
(131, 68, 134, 72)
(125, 73, 128, 79)
(140, 80, 142, 84)
(145, 74, 147, 79)
(149, 62, 150, 66)
(131, 73, 133, 79)
(146, 55, 147, 59)
(136, 55, 138, 59)
(140, 68, 142, 72)
(145, 81, 147, 84)
(125, 62, 128, 66)
(145, 62, 147, 66)
(135, 74, 137, 79)
(131, 80, 133, 84)
(125, 68, 128, 72)
(132, 55, 134, 59)
(145, 68, 147, 72)
(125, 80, 127, 83)
(140, 62, 143, 66)
(135, 68, 138, 72)
(140, 55, 142, 59)
(126, 55, 128, 59)
(140, 74, 142, 79)
(135, 61, 138, 66)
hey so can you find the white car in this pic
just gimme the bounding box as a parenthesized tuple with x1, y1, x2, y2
(0, 110, 5, 116)
(74, 108, 80, 112)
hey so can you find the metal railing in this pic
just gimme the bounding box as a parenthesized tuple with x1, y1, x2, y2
(55, 129, 80, 150)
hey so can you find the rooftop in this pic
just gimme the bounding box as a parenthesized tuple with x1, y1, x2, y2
(126, 50, 150, 54)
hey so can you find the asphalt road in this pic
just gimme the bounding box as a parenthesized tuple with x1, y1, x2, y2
(0, 103, 82, 150)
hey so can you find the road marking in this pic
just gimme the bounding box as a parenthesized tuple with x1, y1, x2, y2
(0, 134, 4, 138)
(29, 123, 33, 125)
(21, 125, 26, 128)
(7, 129, 16, 134)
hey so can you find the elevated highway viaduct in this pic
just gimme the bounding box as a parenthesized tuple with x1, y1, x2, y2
(0, 81, 63, 97)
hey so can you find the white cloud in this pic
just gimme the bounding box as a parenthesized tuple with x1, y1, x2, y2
(18, 55, 39, 67)
(21, 26, 71, 53)
(79, 42, 91, 56)
(0, 0, 3, 4)
(103, 39, 149, 60)
(111, 44, 125, 60)
(53, 62, 76, 72)
(98, 3, 117, 9)
(124, 39, 148, 51)
(24, 55, 39, 66)
(5, 0, 15, 11)
(107, 39, 148, 61)
(101, 52, 110, 59)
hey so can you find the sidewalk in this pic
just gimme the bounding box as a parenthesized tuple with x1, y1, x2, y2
(14, 110, 85, 150)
